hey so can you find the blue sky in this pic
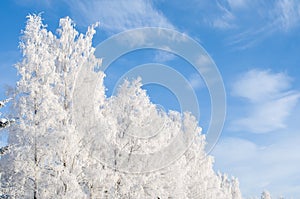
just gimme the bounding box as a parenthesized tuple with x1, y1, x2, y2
(1, 0, 300, 198)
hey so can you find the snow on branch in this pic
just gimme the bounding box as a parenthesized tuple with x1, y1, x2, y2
(0, 118, 15, 129)
(0, 98, 12, 108)
(0, 145, 9, 155)
(0, 98, 15, 129)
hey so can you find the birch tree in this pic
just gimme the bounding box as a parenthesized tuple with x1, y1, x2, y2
(81, 78, 243, 198)
(0, 14, 102, 198)
(1, 14, 244, 199)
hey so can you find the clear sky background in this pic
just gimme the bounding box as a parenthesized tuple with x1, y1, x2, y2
(1, 0, 300, 198)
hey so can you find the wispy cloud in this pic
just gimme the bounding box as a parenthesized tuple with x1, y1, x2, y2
(232, 69, 292, 102)
(214, 0, 300, 49)
(212, 135, 300, 198)
(232, 94, 299, 133)
(207, 1, 236, 30)
(153, 51, 176, 63)
(226, 0, 248, 10)
(188, 73, 205, 90)
(62, 0, 178, 63)
(272, 0, 300, 31)
(63, 0, 174, 33)
(230, 69, 300, 133)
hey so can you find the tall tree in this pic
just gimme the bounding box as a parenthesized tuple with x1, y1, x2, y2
(0, 14, 103, 198)
(1, 14, 66, 198)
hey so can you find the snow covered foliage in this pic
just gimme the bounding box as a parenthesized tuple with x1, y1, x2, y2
(0, 98, 14, 129)
(261, 191, 272, 199)
(0, 14, 101, 198)
(1, 14, 243, 198)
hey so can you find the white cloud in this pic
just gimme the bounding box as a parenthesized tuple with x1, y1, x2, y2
(212, 135, 300, 198)
(210, 2, 235, 30)
(195, 54, 213, 73)
(153, 51, 176, 63)
(231, 69, 300, 133)
(64, 0, 174, 33)
(272, 0, 300, 32)
(232, 69, 292, 103)
(232, 93, 300, 133)
(227, 0, 248, 10)
(218, 0, 300, 49)
(188, 73, 205, 90)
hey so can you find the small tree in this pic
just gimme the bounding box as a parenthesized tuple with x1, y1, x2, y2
(261, 190, 272, 199)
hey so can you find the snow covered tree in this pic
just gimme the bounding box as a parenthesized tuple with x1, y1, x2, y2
(0, 14, 102, 198)
(261, 190, 271, 199)
(1, 14, 243, 199)
(231, 177, 243, 199)
(77, 77, 243, 198)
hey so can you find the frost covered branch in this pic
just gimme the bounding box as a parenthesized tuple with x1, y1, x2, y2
(0, 98, 15, 129)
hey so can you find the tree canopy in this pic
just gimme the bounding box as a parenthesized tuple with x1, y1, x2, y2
(0, 14, 243, 199)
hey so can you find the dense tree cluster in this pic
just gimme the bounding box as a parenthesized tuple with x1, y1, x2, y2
(0, 15, 245, 198)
